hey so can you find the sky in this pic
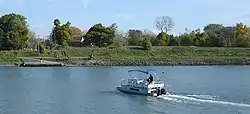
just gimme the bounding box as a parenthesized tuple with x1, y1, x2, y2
(0, 0, 250, 38)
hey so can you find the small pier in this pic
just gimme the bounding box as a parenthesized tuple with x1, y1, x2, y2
(17, 58, 65, 67)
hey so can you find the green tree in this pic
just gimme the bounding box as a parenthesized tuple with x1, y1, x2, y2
(83, 23, 115, 47)
(127, 29, 143, 46)
(53, 19, 61, 26)
(142, 38, 152, 50)
(191, 29, 208, 46)
(110, 23, 118, 33)
(51, 19, 72, 47)
(204, 24, 224, 47)
(168, 37, 179, 46)
(221, 26, 236, 47)
(27, 31, 38, 49)
(153, 32, 168, 46)
(0, 13, 29, 50)
(198, 32, 209, 46)
(179, 32, 194, 46)
(109, 23, 126, 47)
(37, 44, 46, 54)
(113, 30, 127, 46)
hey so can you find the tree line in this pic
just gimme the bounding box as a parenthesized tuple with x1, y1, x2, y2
(0, 13, 250, 51)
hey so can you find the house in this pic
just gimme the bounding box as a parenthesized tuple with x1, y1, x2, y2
(70, 36, 84, 47)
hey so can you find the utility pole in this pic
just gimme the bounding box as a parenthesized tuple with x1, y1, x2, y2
(37, 35, 40, 56)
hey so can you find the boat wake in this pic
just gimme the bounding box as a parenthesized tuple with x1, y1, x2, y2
(157, 94, 250, 108)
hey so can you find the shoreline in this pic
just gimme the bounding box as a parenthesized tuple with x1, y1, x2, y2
(1, 60, 250, 67)
(67, 60, 250, 66)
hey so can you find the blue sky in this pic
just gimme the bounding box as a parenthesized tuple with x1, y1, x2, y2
(0, 0, 250, 38)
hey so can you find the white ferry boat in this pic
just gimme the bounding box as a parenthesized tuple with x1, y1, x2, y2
(116, 69, 169, 97)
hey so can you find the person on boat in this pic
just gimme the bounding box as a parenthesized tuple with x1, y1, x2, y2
(147, 74, 153, 84)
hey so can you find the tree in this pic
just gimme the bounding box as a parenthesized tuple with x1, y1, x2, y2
(113, 30, 127, 46)
(142, 29, 157, 39)
(204, 24, 224, 47)
(235, 23, 250, 47)
(110, 23, 118, 32)
(179, 32, 195, 46)
(109, 23, 126, 46)
(142, 38, 152, 50)
(198, 31, 209, 46)
(53, 19, 61, 27)
(127, 29, 143, 46)
(191, 29, 208, 46)
(51, 19, 72, 46)
(37, 44, 46, 54)
(83, 23, 115, 47)
(168, 37, 179, 46)
(155, 16, 175, 33)
(221, 26, 236, 47)
(153, 32, 168, 46)
(0, 13, 29, 50)
(27, 30, 38, 49)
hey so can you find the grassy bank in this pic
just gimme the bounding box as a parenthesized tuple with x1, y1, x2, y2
(1, 46, 250, 65)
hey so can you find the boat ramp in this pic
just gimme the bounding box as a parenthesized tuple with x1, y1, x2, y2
(17, 58, 65, 67)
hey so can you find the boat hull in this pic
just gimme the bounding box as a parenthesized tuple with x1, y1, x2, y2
(116, 86, 149, 96)
(116, 86, 167, 96)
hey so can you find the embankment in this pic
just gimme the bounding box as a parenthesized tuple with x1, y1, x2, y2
(1, 46, 250, 66)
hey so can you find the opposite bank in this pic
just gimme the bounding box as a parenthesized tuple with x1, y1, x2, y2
(64, 59, 250, 66)
(1, 59, 250, 67)
(1, 46, 250, 66)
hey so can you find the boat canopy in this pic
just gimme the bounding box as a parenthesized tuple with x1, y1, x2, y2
(128, 69, 157, 78)
(128, 69, 156, 74)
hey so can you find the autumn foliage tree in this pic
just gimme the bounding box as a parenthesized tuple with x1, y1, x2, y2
(235, 23, 250, 47)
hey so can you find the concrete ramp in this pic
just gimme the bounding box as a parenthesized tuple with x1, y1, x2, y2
(18, 57, 65, 67)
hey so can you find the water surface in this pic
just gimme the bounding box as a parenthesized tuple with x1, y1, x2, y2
(0, 66, 250, 114)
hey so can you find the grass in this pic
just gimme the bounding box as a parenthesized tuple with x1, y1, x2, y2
(64, 46, 250, 60)
(0, 46, 250, 63)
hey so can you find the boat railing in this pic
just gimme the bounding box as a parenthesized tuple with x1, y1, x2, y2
(121, 79, 148, 89)
(121, 79, 126, 85)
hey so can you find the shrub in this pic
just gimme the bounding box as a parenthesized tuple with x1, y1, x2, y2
(142, 38, 152, 50)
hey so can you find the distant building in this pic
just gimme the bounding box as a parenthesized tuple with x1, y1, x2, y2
(70, 36, 84, 47)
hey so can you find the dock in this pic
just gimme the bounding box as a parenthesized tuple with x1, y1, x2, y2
(17, 58, 65, 67)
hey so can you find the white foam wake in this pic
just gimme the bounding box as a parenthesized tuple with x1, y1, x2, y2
(157, 94, 250, 108)
(186, 94, 217, 100)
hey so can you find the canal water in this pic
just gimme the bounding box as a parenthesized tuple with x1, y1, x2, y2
(0, 66, 249, 114)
